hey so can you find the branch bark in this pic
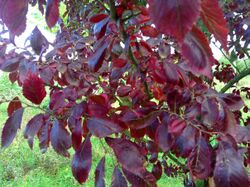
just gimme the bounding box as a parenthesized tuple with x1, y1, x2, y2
(108, 0, 116, 20)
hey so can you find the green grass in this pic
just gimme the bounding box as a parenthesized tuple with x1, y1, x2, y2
(0, 73, 182, 187)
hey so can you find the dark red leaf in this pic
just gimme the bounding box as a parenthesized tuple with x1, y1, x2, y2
(87, 118, 123, 138)
(89, 13, 108, 23)
(130, 128, 146, 139)
(141, 25, 159, 38)
(24, 114, 45, 149)
(0, 0, 28, 36)
(7, 97, 22, 116)
(45, 0, 59, 28)
(152, 161, 162, 181)
(88, 40, 109, 72)
(181, 26, 215, 78)
(148, 0, 201, 42)
(22, 73, 46, 105)
(72, 136, 92, 184)
(95, 157, 106, 187)
(111, 166, 128, 187)
(121, 110, 158, 130)
(30, 26, 49, 55)
(112, 58, 127, 68)
(1, 108, 24, 148)
(201, 0, 229, 51)
(155, 124, 173, 152)
(187, 137, 212, 179)
(117, 86, 131, 97)
(105, 137, 146, 175)
(214, 139, 249, 187)
(51, 119, 72, 157)
(8, 71, 18, 83)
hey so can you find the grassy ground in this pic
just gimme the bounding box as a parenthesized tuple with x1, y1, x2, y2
(0, 73, 183, 187)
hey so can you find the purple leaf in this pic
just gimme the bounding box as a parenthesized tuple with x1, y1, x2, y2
(181, 26, 215, 78)
(187, 137, 212, 179)
(155, 124, 173, 152)
(201, 97, 219, 126)
(72, 136, 92, 184)
(173, 125, 197, 157)
(218, 93, 244, 111)
(71, 101, 87, 119)
(30, 26, 49, 55)
(235, 125, 250, 143)
(111, 167, 128, 187)
(38, 121, 50, 153)
(51, 119, 72, 157)
(88, 40, 109, 72)
(87, 117, 123, 138)
(45, 0, 59, 28)
(214, 139, 249, 187)
(95, 157, 106, 187)
(122, 168, 156, 187)
(0, 57, 21, 72)
(24, 114, 45, 149)
(1, 108, 24, 148)
(0, 0, 28, 36)
(105, 137, 145, 175)
(71, 118, 83, 151)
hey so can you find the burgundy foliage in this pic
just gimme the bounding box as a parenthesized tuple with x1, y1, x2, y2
(0, 0, 249, 186)
(22, 73, 46, 105)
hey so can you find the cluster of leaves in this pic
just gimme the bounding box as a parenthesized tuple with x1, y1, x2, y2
(0, 0, 250, 186)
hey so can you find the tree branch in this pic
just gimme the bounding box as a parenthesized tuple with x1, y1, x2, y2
(108, 0, 116, 20)
(220, 67, 250, 93)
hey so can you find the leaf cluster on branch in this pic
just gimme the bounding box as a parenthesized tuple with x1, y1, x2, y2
(0, 0, 250, 186)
